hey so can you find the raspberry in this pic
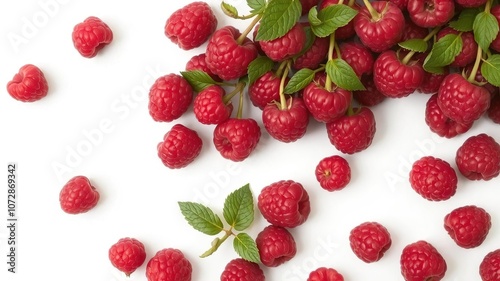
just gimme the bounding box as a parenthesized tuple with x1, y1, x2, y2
(248, 71, 281, 109)
(491, 5, 500, 52)
(337, 41, 374, 77)
(455, 133, 500, 180)
(148, 73, 193, 122)
(407, 0, 455, 28)
(262, 97, 309, 143)
(488, 93, 500, 124)
(7, 64, 48, 102)
(315, 155, 351, 192)
(480, 249, 500, 281)
(157, 124, 203, 169)
(301, 0, 320, 15)
(401, 19, 429, 41)
(319, 0, 357, 40)
(444, 205, 491, 248)
(326, 107, 376, 154)
(205, 26, 258, 81)
(455, 0, 487, 7)
(220, 258, 265, 281)
(400, 240, 447, 281)
(307, 267, 344, 281)
(193, 85, 233, 125)
(409, 156, 458, 201)
(258, 23, 306, 62)
(256, 225, 297, 267)
(353, 75, 386, 106)
(164, 1, 217, 50)
(258, 180, 311, 228)
(349, 222, 392, 263)
(213, 118, 261, 161)
(146, 248, 191, 281)
(424, 94, 473, 138)
(389, 0, 409, 10)
(185, 53, 221, 82)
(72, 16, 113, 58)
(108, 237, 146, 276)
(59, 175, 100, 214)
(293, 31, 329, 70)
(437, 28, 477, 67)
(418, 67, 449, 94)
(302, 79, 352, 123)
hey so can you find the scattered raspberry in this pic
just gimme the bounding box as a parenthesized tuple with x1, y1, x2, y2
(337, 41, 374, 77)
(488, 93, 500, 124)
(193, 85, 233, 125)
(59, 175, 100, 214)
(108, 237, 146, 276)
(307, 267, 345, 281)
(302, 79, 352, 123)
(7, 64, 48, 102)
(480, 249, 500, 281)
(248, 71, 281, 109)
(185, 53, 221, 82)
(164, 1, 217, 50)
(444, 205, 491, 248)
(148, 73, 193, 122)
(400, 19, 429, 41)
(349, 222, 392, 263)
(315, 155, 351, 192)
(400, 240, 447, 281)
(407, 0, 455, 28)
(409, 156, 458, 201)
(256, 225, 297, 267)
(213, 118, 261, 161)
(146, 248, 191, 281)
(425, 93, 473, 138)
(220, 258, 265, 281)
(293, 31, 329, 70)
(455, 133, 500, 180)
(353, 75, 386, 106)
(418, 66, 449, 94)
(157, 124, 203, 169)
(262, 97, 309, 143)
(258, 22, 306, 62)
(436, 28, 477, 67)
(72, 16, 113, 58)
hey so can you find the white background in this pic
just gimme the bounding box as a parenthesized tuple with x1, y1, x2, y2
(0, 0, 499, 280)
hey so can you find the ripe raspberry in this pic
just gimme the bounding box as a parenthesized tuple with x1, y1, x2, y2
(258, 23, 306, 62)
(256, 225, 297, 267)
(409, 156, 458, 201)
(444, 205, 491, 248)
(185, 53, 221, 82)
(7, 64, 48, 102)
(108, 237, 146, 276)
(248, 71, 281, 109)
(193, 85, 233, 125)
(400, 240, 447, 281)
(157, 124, 203, 169)
(337, 41, 374, 77)
(205, 26, 258, 81)
(437, 28, 477, 67)
(418, 67, 449, 94)
(480, 249, 500, 281)
(301, 0, 320, 15)
(488, 93, 500, 124)
(72, 16, 113, 58)
(164, 1, 217, 50)
(146, 248, 191, 281)
(401, 19, 429, 41)
(407, 0, 455, 28)
(307, 267, 344, 281)
(213, 118, 261, 161)
(258, 180, 311, 228)
(319, 0, 358, 40)
(326, 107, 376, 154)
(491, 5, 500, 52)
(353, 75, 386, 106)
(220, 258, 265, 281)
(349, 222, 392, 263)
(262, 97, 309, 143)
(148, 73, 193, 122)
(455, 133, 500, 180)
(59, 175, 100, 214)
(315, 155, 351, 192)
(425, 93, 473, 138)
(293, 30, 329, 70)
(455, 0, 487, 7)
(389, 0, 409, 10)
(302, 80, 352, 123)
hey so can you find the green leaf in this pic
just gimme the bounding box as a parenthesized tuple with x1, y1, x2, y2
(223, 184, 254, 231)
(221, 2, 239, 18)
(482, 54, 500, 87)
(248, 56, 275, 85)
(180, 70, 217, 92)
(473, 11, 499, 51)
(247, 0, 267, 14)
(449, 8, 481, 32)
(326, 59, 365, 91)
(284, 68, 315, 93)
(178, 202, 224, 236)
(310, 4, 358, 38)
(295, 25, 315, 58)
(255, 0, 302, 41)
(424, 34, 462, 68)
(398, 39, 428, 53)
(233, 233, 260, 263)
(308, 6, 322, 26)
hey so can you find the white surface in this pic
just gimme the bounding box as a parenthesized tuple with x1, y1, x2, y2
(0, 1, 499, 280)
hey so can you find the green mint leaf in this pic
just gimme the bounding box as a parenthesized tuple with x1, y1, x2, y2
(482, 55, 500, 87)
(424, 34, 462, 68)
(326, 59, 365, 91)
(233, 233, 260, 263)
(178, 202, 224, 236)
(223, 184, 254, 231)
(180, 70, 217, 92)
(398, 39, 428, 53)
(449, 8, 481, 32)
(422, 57, 445, 74)
(221, 2, 239, 18)
(311, 4, 358, 38)
(255, 0, 302, 41)
(284, 68, 315, 93)
(308, 6, 322, 26)
(248, 56, 275, 85)
(473, 11, 499, 51)
(247, 0, 267, 14)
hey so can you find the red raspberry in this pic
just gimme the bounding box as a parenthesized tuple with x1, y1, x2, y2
(407, 0, 455, 28)
(262, 97, 309, 143)
(59, 175, 100, 214)
(157, 124, 203, 169)
(258, 23, 306, 62)
(7, 64, 48, 102)
(108, 237, 146, 276)
(437, 73, 490, 124)
(455, 0, 487, 7)
(444, 205, 491, 248)
(389, 0, 409, 10)
(256, 225, 297, 267)
(307, 267, 344, 281)
(293, 31, 329, 70)
(326, 107, 376, 154)
(146, 248, 192, 281)
(248, 71, 281, 109)
(401, 19, 429, 41)
(164, 1, 217, 50)
(337, 41, 374, 77)
(185, 53, 221, 82)
(418, 67, 449, 94)
(437, 28, 477, 67)
(353, 75, 386, 106)
(213, 118, 261, 161)
(148, 73, 193, 122)
(220, 258, 265, 281)
(409, 156, 458, 201)
(373, 50, 425, 98)
(455, 133, 500, 180)
(315, 155, 351, 192)
(301, 0, 320, 15)
(302, 78, 352, 123)
(400, 240, 447, 281)
(424, 93, 473, 138)
(480, 249, 500, 281)
(258, 180, 311, 228)
(491, 5, 500, 52)
(319, 0, 358, 40)
(193, 85, 233, 125)
(205, 26, 258, 81)
(72, 16, 113, 58)
(349, 222, 392, 263)
(488, 93, 500, 124)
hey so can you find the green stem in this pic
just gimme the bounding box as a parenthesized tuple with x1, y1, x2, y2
(348, 0, 356, 6)
(223, 81, 246, 104)
(467, 46, 483, 83)
(485, 0, 492, 13)
(325, 32, 336, 91)
(237, 14, 262, 45)
(236, 88, 245, 118)
(362, 0, 381, 21)
(278, 61, 291, 110)
(275, 60, 289, 78)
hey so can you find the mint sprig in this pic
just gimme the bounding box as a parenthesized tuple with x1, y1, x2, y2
(473, 11, 499, 51)
(223, 184, 254, 231)
(255, 0, 302, 41)
(482, 54, 500, 87)
(180, 70, 218, 92)
(309, 4, 358, 38)
(423, 33, 463, 73)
